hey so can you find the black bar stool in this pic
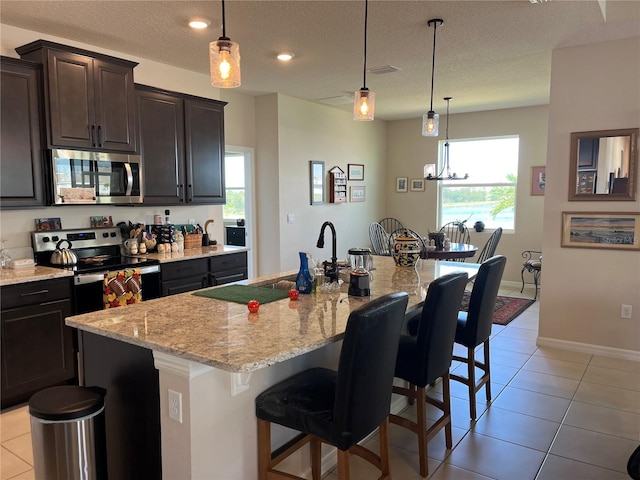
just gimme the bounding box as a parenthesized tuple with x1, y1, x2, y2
(255, 292, 409, 480)
(389, 272, 469, 477)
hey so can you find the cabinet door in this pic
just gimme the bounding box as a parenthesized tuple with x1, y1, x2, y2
(0, 57, 46, 208)
(137, 88, 185, 204)
(46, 49, 96, 149)
(93, 59, 137, 152)
(184, 98, 226, 204)
(1, 299, 75, 408)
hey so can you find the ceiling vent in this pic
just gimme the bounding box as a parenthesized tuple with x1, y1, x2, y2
(368, 65, 400, 75)
(318, 95, 354, 106)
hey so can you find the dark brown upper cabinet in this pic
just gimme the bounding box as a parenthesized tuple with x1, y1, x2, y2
(16, 40, 138, 153)
(136, 84, 227, 205)
(0, 56, 46, 208)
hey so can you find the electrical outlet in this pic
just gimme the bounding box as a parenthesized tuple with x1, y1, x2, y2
(168, 389, 183, 423)
(621, 304, 632, 319)
(188, 219, 196, 225)
(287, 213, 295, 224)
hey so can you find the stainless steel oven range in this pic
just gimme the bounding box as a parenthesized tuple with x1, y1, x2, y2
(32, 227, 160, 314)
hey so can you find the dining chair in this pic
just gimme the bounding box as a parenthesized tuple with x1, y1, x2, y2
(255, 292, 409, 480)
(439, 221, 471, 262)
(450, 255, 506, 420)
(389, 272, 469, 477)
(521, 250, 542, 300)
(368, 222, 391, 255)
(388, 228, 428, 260)
(378, 217, 404, 234)
(475, 227, 502, 264)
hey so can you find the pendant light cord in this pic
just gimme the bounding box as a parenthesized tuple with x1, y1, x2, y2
(221, 0, 227, 38)
(362, 0, 369, 88)
(429, 20, 438, 111)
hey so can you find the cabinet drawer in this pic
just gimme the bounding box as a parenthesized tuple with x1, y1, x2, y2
(161, 277, 208, 297)
(160, 258, 208, 281)
(209, 252, 247, 272)
(1, 278, 72, 310)
(209, 271, 247, 287)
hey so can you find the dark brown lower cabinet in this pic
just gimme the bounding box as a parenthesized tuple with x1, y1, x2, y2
(1, 278, 76, 408)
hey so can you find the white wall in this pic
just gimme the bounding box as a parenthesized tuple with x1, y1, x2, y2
(540, 36, 640, 356)
(386, 106, 549, 283)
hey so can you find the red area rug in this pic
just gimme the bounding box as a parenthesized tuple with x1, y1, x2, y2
(460, 292, 535, 326)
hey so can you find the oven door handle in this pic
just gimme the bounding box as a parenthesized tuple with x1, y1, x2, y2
(75, 265, 160, 285)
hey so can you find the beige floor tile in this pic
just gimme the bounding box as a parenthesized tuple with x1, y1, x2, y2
(564, 400, 640, 441)
(445, 431, 546, 480)
(494, 325, 538, 342)
(574, 381, 640, 413)
(490, 335, 538, 355)
(491, 386, 570, 423)
(582, 364, 640, 392)
(533, 346, 592, 364)
(510, 369, 580, 399)
(489, 347, 531, 369)
(472, 406, 560, 451)
(2, 433, 33, 467)
(522, 355, 588, 380)
(590, 355, 640, 374)
(0, 407, 30, 443)
(429, 462, 495, 480)
(550, 424, 637, 473)
(536, 454, 630, 480)
(0, 446, 32, 480)
(450, 361, 518, 388)
(506, 313, 539, 331)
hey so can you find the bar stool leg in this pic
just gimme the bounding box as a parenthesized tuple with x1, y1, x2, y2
(416, 386, 428, 477)
(484, 340, 491, 402)
(311, 437, 321, 480)
(379, 418, 391, 478)
(337, 448, 351, 479)
(467, 346, 477, 420)
(257, 418, 271, 480)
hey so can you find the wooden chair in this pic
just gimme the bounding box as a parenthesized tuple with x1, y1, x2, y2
(450, 255, 507, 420)
(255, 292, 409, 480)
(439, 221, 471, 245)
(369, 222, 391, 255)
(390, 272, 469, 477)
(378, 217, 403, 234)
(521, 250, 542, 300)
(475, 228, 502, 264)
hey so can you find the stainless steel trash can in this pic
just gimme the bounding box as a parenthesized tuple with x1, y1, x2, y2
(29, 385, 107, 480)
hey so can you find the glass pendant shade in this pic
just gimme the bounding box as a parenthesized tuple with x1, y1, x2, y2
(210, 38, 241, 88)
(353, 88, 375, 121)
(423, 164, 436, 179)
(422, 111, 439, 136)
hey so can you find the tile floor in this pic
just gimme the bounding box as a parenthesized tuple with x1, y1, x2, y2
(1, 285, 638, 480)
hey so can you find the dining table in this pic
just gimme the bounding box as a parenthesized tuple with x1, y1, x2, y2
(425, 242, 478, 261)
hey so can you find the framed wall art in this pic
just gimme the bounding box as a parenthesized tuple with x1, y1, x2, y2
(309, 160, 325, 205)
(410, 178, 425, 192)
(531, 166, 546, 196)
(396, 177, 408, 193)
(350, 186, 366, 202)
(561, 211, 640, 251)
(347, 163, 364, 181)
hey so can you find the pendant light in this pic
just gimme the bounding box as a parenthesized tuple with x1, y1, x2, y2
(353, 0, 375, 121)
(424, 97, 469, 180)
(422, 18, 443, 136)
(210, 0, 241, 88)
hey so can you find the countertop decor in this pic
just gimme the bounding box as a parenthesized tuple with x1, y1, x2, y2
(192, 284, 289, 304)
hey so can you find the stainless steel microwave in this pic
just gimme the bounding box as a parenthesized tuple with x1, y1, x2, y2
(51, 149, 143, 204)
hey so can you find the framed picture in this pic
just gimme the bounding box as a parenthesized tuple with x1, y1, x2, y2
(410, 178, 425, 192)
(396, 177, 408, 193)
(531, 166, 546, 196)
(309, 160, 325, 205)
(561, 211, 640, 251)
(35, 217, 62, 231)
(577, 171, 596, 195)
(350, 186, 366, 202)
(347, 163, 364, 181)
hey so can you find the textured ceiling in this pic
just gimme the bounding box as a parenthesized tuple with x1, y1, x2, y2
(1, 1, 639, 120)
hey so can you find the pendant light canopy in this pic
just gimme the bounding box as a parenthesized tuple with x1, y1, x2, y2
(422, 18, 443, 136)
(210, 0, 241, 88)
(424, 97, 469, 180)
(354, 0, 375, 121)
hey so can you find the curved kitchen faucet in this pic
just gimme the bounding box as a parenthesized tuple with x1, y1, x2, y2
(316, 221, 339, 283)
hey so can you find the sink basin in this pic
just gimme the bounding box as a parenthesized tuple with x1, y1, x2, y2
(253, 274, 297, 291)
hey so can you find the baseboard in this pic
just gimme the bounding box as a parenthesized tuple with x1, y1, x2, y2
(537, 336, 640, 362)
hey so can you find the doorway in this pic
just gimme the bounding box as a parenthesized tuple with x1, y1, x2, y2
(224, 146, 256, 278)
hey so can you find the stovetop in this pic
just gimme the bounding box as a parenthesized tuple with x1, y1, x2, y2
(32, 227, 159, 274)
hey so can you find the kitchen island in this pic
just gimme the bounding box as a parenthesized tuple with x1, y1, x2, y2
(66, 257, 479, 479)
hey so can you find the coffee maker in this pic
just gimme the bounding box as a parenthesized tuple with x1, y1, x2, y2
(347, 248, 371, 296)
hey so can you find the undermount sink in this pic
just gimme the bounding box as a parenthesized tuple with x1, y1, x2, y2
(253, 275, 297, 291)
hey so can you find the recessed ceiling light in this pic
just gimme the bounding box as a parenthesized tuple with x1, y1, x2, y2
(277, 53, 295, 62)
(189, 19, 210, 29)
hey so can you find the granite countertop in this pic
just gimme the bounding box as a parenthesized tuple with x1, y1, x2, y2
(0, 265, 74, 287)
(65, 258, 480, 373)
(128, 244, 249, 263)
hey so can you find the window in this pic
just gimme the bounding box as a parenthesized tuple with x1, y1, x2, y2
(439, 136, 519, 231)
(223, 153, 245, 220)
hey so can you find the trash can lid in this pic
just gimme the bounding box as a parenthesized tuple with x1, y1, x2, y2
(29, 386, 105, 421)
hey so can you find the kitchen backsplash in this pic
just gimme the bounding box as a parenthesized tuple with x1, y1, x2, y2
(0, 205, 224, 261)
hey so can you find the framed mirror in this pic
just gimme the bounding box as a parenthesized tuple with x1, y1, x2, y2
(569, 128, 638, 201)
